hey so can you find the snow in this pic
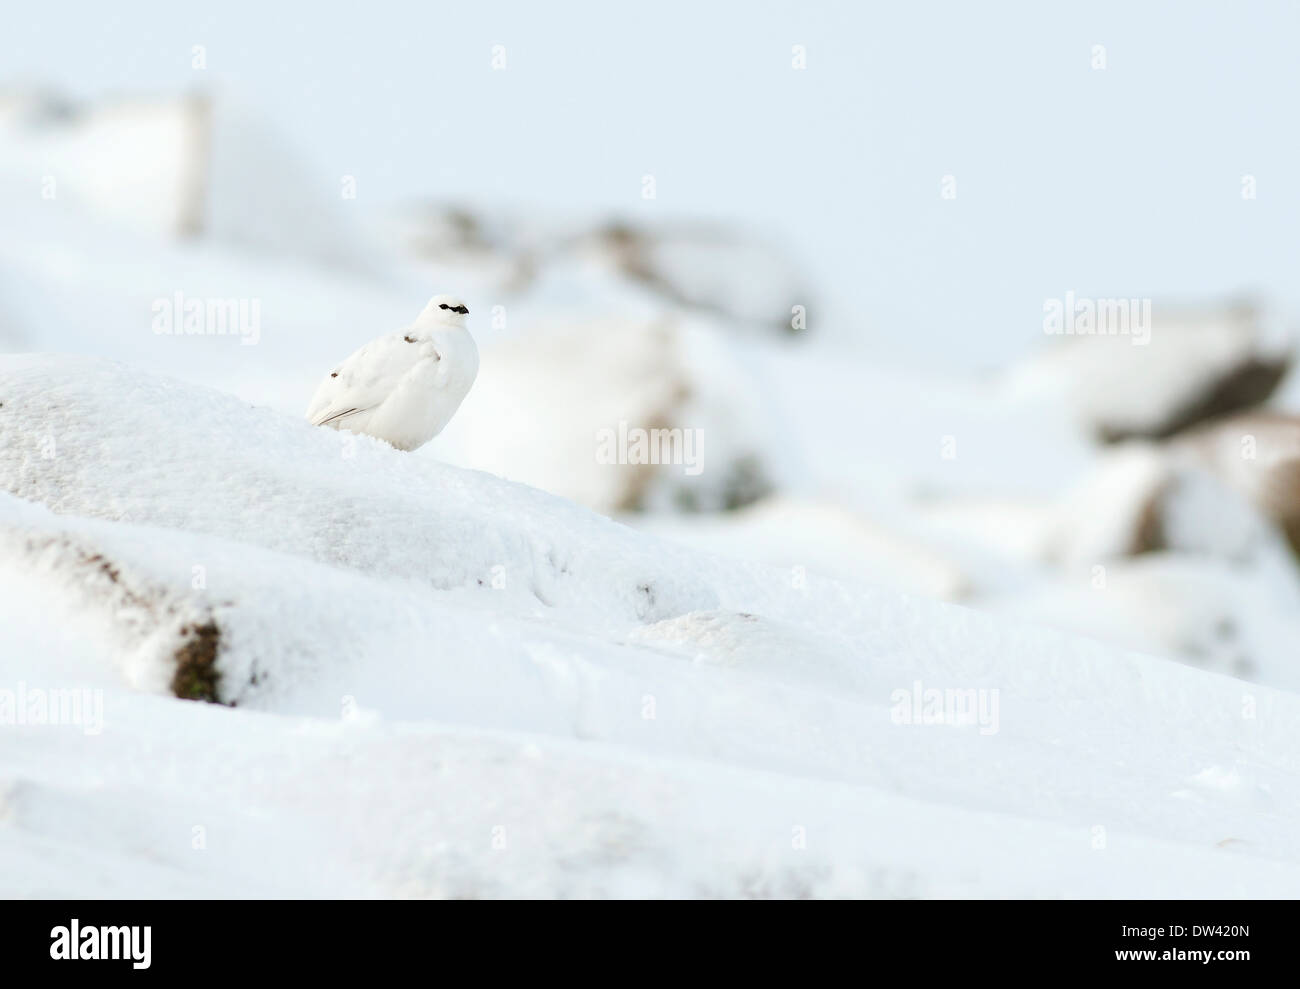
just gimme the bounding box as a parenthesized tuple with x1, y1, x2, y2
(4, 85, 1300, 898)
(4, 355, 1300, 897)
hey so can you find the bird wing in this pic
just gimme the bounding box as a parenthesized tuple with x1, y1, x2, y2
(306, 330, 427, 427)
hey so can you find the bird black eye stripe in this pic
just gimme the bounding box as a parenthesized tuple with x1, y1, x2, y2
(438, 304, 450, 310)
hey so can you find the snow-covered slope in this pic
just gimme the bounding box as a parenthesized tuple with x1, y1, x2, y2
(2, 355, 1299, 897)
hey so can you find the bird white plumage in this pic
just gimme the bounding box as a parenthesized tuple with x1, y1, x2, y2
(306, 294, 479, 451)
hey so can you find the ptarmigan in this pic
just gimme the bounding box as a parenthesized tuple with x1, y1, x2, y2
(306, 294, 479, 451)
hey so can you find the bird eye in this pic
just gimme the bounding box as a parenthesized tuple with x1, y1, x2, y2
(439, 303, 450, 310)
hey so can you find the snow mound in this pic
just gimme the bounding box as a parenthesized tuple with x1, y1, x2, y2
(0, 354, 720, 631)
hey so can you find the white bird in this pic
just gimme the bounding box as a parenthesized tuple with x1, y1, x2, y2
(306, 294, 479, 451)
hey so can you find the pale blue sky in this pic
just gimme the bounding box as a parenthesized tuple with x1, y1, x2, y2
(5, 0, 1298, 368)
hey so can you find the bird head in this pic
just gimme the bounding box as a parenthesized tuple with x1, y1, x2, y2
(421, 293, 471, 327)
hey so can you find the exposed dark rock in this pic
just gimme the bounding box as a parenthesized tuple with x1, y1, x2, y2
(171, 619, 222, 703)
(1100, 355, 1291, 443)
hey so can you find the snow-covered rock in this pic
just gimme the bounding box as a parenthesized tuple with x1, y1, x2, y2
(1006, 298, 1293, 443)
(0, 89, 372, 271)
(437, 315, 771, 514)
(385, 205, 814, 337)
(1173, 411, 1300, 555)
